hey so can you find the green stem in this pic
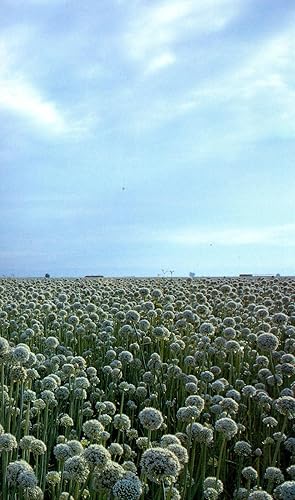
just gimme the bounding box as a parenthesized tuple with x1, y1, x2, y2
(271, 415, 288, 467)
(216, 438, 226, 481)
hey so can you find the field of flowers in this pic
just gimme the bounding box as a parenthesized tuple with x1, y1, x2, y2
(0, 276, 294, 500)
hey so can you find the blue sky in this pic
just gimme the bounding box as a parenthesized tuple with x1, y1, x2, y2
(1, 0, 295, 277)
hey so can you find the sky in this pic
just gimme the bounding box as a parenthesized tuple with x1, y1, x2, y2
(1, 0, 295, 277)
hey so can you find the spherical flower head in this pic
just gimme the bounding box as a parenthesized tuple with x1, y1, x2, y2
(126, 428, 138, 441)
(13, 345, 30, 363)
(185, 395, 204, 411)
(93, 461, 124, 491)
(100, 430, 111, 442)
(140, 447, 181, 483)
(25, 486, 44, 500)
(136, 437, 149, 450)
(73, 387, 87, 400)
(263, 417, 278, 428)
(108, 443, 124, 457)
(152, 326, 170, 340)
(211, 380, 226, 394)
(273, 480, 295, 499)
(7, 460, 33, 486)
(248, 490, 273, 500)
(53, 443, 71, 461)
(23, 389, 36, 403)
(113, 414, 131, 431)
(10, 365, 27, 382)
(59, 493, 74, 500)
(18, 470, 37, 488)
(223, 327, 236, 340)
(274, 396, 295, 418)
(0, 336, 10, 356)
(167, 444, 189, 466)
(46, 471, 61, 485)
(264, 467, 284, 484)
(233, 488, 249, 499)
(201, 371, 214, 383)
(184, 355, 195, 367)
(138, 407, 164, 431)
(112, 473, 143, 500)
(204, 488, 219, 500)
(55, 386, 70, 402)
(74, 376, 90, 390)
(103, 401, 116, 416)
(0, 432, 18, 452)
(163, 486, 181, 499)
(45, 336, 59, 349)
(30, 439, 47, 456)
(272, 313, 288, 326)
(83, 444, 111, 468)
(59, 414, 74, 428)
(151, 288, 163, 299)
(199, 322, 215, 335)
(67, 440, 84, 456)
(27, 369, 40, 381)
(176, 406, 201, 422)
(160, 435, 181, 447)
(225, 340, 242, 353)
(62, 363, 75, 376)
(19, 435, 35, 451)
(234, 441, 252, 457)
(188, 423, 213, 445)
(98, 413, 112, 427)
(215, 417, 238, 440)
(203, 477, 224, 495)
(284, 437, 295, 454)
(118, 351, 134, 364)
(82, 419, 104, 440)
(242, 385, 257, 397)
(40, 390, 56, 405)
(126, 310, 140, 323)
(242, 466, 258, 482)
(220, 397, 239, 415)
(257, 333, 279, 352)
(63, 456, 90, 482)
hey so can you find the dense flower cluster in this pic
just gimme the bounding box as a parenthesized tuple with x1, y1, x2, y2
(0, 275, 294, 499)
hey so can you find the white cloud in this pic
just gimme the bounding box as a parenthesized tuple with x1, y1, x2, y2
(0, 30, 67, 133)
(0, 77, 67, 132)
(124, 0, 241, 74)
(128, 18, 295, 142)
(153, 224, 295, 247)
(0, 29, 90, 136)
(144, 52, 175, 75)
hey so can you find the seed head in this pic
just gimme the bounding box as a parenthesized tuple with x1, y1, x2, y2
(140, 447, 181, 483)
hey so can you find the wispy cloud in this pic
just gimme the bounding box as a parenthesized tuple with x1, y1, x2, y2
(144, 52, 175, 75)
(124, 0, 241, 74)
(0, 76, 68, 133)
(0, 30, 89, 136)
(153, 224, 295, 247)
(125, 15, 295, 144)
